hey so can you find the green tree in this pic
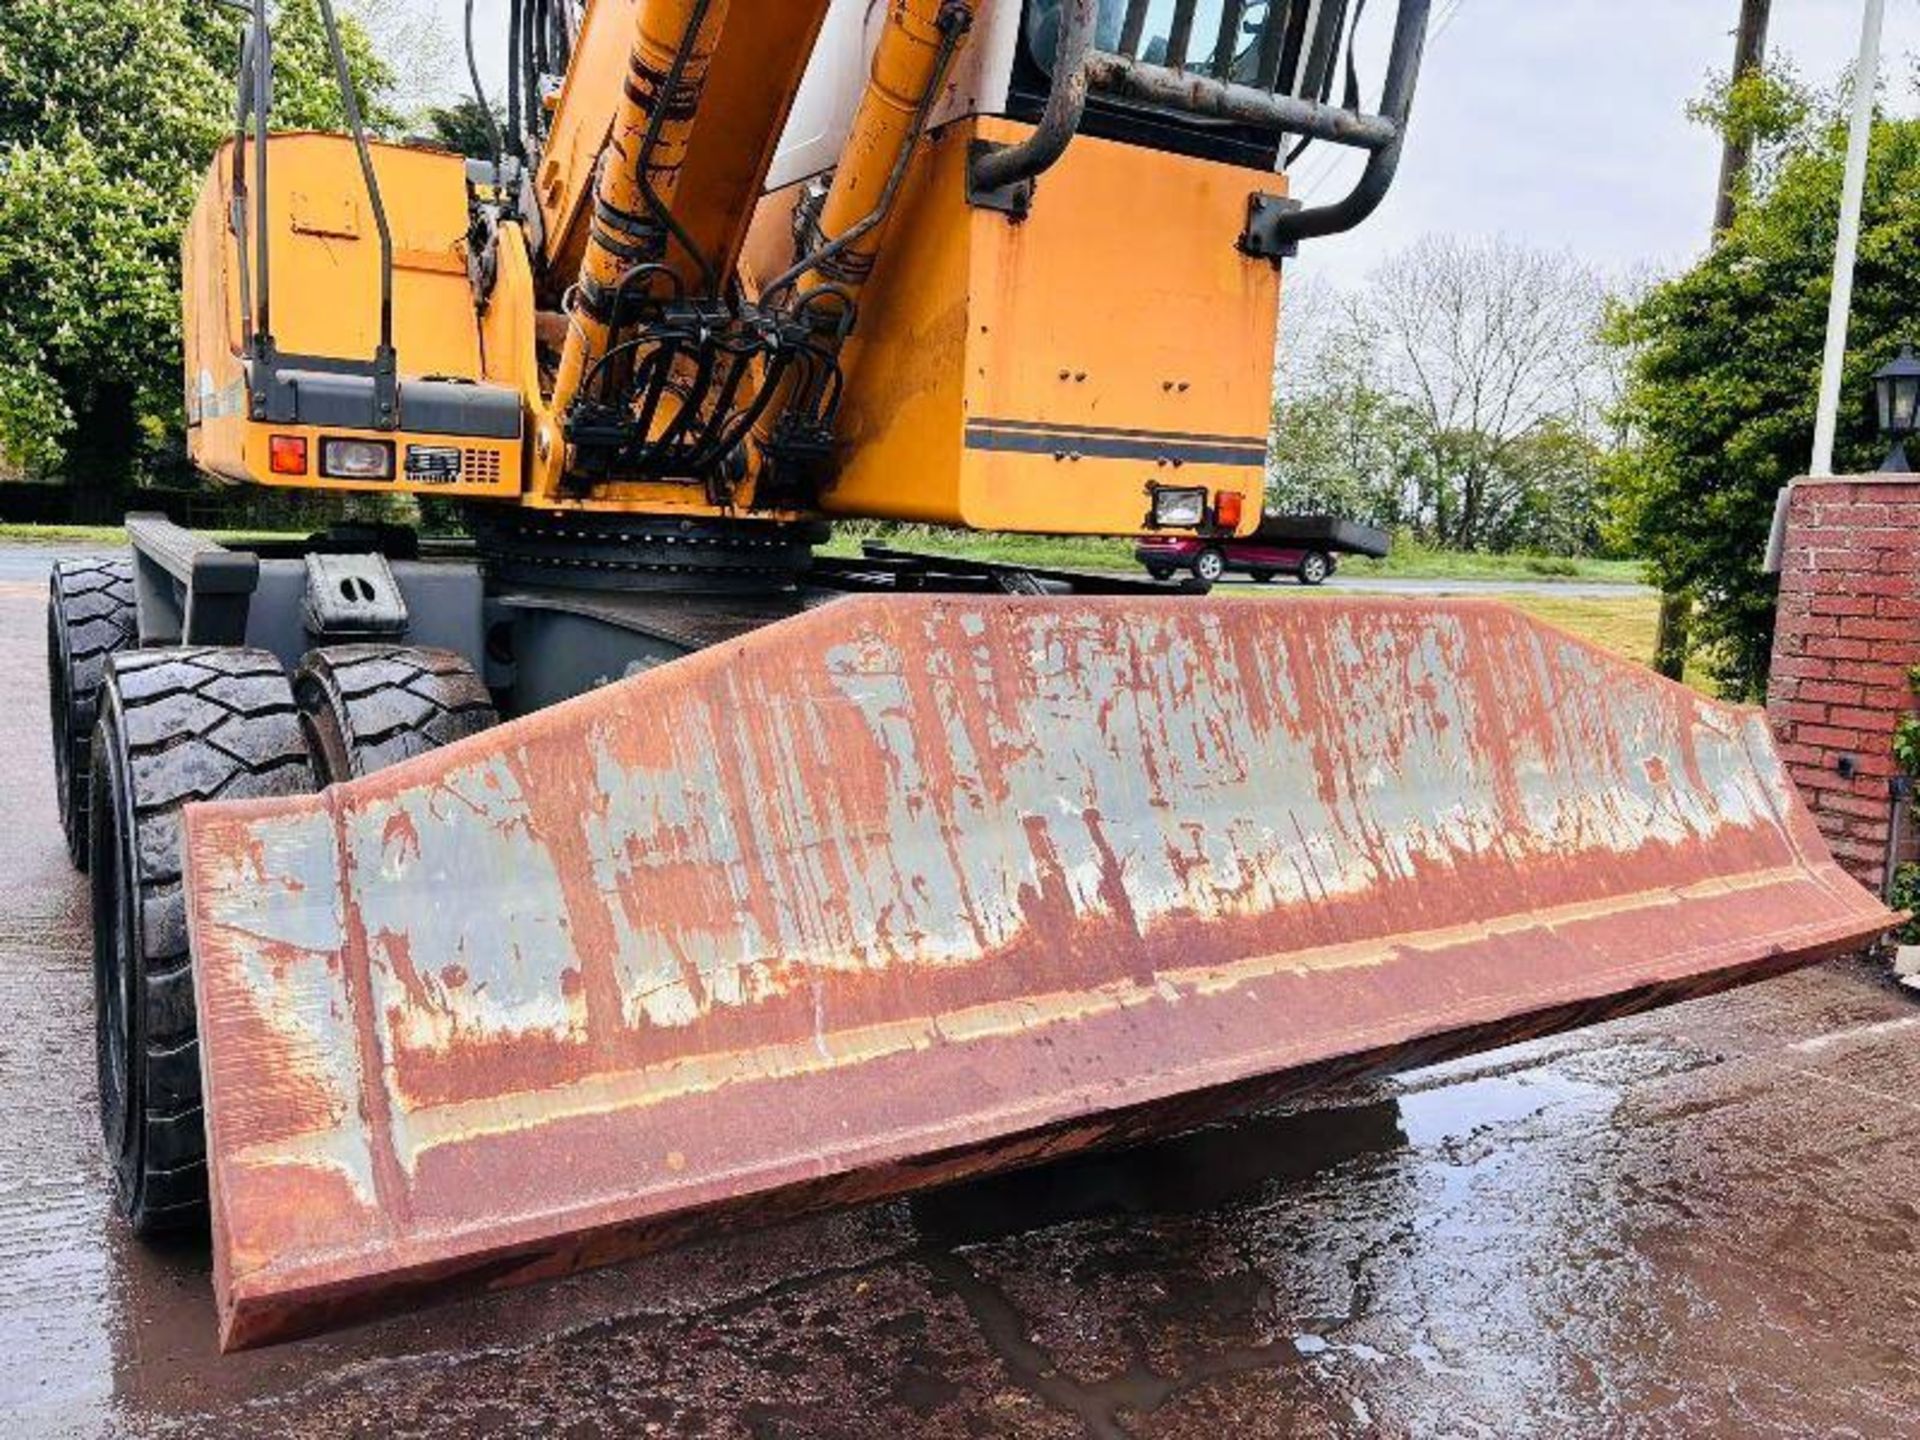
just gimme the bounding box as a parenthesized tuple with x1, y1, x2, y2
(1484, 422, 1607, 556)
(0, 0, 394, 489)
(1269, 239, 1614, 554)
(1609, 89, 1920, 699)
(1268, 324, 1424, 528)
(423, 97, 507, 162)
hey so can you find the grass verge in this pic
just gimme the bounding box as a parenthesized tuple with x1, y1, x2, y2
(820, 525, 1643, 586)
(0, 523, 130, 546)
(1339, 548, 1645, 586)
(1280, 588, 1716, 694)
(3, 521, 1645, 587)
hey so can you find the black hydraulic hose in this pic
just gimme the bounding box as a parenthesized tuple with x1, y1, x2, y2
(507, 0, 524, 158)
(252, 0, 271, 339)
(647, 340, 720, 455)
(682, 337, 776, 473)
(230, 23, 256, 354)
(520, 0, 540, 137)
(630, 0, 720, 298)
(466, 0, 506, 177)
(629, 341, 682, 438)
(677, 350, 754, 469)
(688, 356, 790, 473)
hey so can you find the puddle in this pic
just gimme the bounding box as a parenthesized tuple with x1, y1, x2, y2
(1394, 1067, 1618, 1149)
(910, 1097, 1407, 1247)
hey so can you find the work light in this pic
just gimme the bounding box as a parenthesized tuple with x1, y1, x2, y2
(320, 437, 396, 481)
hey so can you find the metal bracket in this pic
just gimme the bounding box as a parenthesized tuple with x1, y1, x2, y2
(965, 140, 1035, 219)
(127, 512, 259, 647)
(1240, 193, 1305, 262)
(303, 552, 410, 640)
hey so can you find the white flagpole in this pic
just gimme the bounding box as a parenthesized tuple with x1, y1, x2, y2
(1810, 0, 1885, 477)
(1767, 0, 1885, 571)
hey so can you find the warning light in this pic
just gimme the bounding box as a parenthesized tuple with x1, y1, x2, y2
(269, 435, 309, 476)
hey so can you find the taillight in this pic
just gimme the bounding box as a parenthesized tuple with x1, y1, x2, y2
(268, 435, 309, 475)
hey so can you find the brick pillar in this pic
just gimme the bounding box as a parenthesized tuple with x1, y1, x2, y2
(1766, 475, 1920, 893)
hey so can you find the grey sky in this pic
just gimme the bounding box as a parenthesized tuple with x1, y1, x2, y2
(1296, 0, 1920, 290)
(417, 0, 1918, 290)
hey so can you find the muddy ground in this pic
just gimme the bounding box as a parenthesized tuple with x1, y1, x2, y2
(2, 561, 1917, 1437)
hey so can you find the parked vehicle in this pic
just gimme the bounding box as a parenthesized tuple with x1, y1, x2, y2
(1136, 515, 1392, 586)
(1137, 534, 1335, 585)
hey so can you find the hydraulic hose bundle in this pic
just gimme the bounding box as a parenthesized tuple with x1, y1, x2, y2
(543, 0, 974, 502)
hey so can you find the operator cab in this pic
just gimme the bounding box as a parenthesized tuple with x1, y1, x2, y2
(1013, 0, 1359, 168)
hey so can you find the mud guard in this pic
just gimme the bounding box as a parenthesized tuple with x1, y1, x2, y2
(182, 596, 1891, 1349)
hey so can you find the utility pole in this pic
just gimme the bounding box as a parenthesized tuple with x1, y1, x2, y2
(1656, 0, 1775, 679)
(1713, 0, 1773, 237)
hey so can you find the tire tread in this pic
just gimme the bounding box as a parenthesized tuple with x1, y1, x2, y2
(297, 644, 497, 781)
(49, 556, 136, 868)
(94, 646, 312, 1233)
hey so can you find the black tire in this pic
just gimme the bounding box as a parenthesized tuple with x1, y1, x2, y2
(1191, 548, 1227, 585)
(294, 645, 498, 784)
(48, 556, 137, 870)
(90, 648, 313, 1234)
(1298, 551, 1332, 586)
(1146, 566, 1174, 582)
(1249, 569, 1277, 585)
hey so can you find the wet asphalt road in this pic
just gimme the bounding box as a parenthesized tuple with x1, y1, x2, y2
(4, 566, 1920, 1437)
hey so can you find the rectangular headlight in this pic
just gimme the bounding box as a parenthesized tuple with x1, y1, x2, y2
(320, 437, 395, 480)
(1151, 486, 1207, 528)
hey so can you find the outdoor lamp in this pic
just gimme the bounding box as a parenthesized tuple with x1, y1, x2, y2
(1873, 344, 1920, 473)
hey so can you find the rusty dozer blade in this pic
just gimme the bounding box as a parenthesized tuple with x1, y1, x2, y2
(182, 595, 1891, 1349)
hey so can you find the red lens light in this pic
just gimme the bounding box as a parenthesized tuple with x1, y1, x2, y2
(269, 435, 309, 476)
(1215, 491, 1245, 529)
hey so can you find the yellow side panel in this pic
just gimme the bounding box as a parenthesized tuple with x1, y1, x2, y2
(478, 222, 548, 419)
(824, 118, 1280, 537)
(182, 154, 248, 441)
(262, 134, 482, 379)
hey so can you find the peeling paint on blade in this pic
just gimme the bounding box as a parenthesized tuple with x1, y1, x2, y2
(181, 595, 1894, 1350)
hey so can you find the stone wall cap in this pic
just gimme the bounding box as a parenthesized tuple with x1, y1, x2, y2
(1787, 473, 1920, 489)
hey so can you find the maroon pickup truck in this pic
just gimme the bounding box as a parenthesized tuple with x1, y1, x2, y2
(1136, 514, 1391, 586)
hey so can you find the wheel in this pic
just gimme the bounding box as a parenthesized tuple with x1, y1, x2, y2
(294, 645, 497, 783)
(1146, 566, 1174, 582)
(90, 648, 313, 1233)
(1298, 551, 1332, 586)
(1191, 548, 1227, 584)
(1249, 569, 1277, 585)
(47, 556, 137, 870)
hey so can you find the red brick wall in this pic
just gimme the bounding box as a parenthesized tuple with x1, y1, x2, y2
(1766, 475, 1920, 892)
